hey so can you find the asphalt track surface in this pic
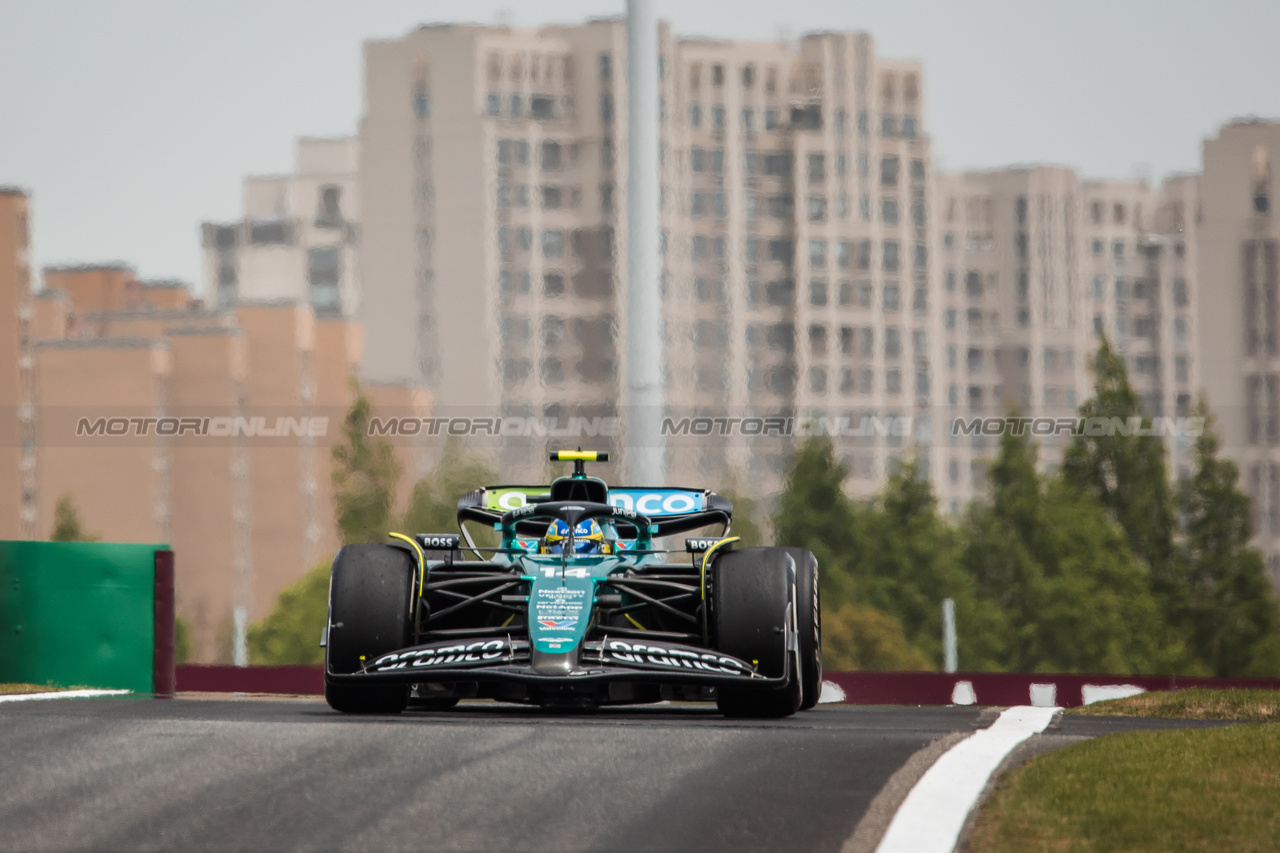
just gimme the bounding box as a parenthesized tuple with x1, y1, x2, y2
(0, 697, 1237, 853)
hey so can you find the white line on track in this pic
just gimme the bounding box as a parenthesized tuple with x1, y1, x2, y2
(874, 704, 1058, 853)
(0, 689, 132, 703)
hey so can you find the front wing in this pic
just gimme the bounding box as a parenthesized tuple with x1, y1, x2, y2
(326, 636, 789, 690)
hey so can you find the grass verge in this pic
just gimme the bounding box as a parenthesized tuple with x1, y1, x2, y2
(1067, 687, 1280, 721)
(0, 683, 71, 695)
(968, 723, 1280, 852)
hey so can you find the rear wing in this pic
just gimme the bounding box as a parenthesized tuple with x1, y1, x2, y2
(457, 485, 733, 538)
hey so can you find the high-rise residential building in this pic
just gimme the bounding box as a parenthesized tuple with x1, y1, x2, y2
(1199, 119, 1280, 589)
(929, 166, 1201, 512)
(0, 187, 35, 539)
(203, 137, 360, 317)
(358, 20, 937, 494)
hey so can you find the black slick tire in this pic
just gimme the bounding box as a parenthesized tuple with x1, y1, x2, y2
(324, 544, 414, 714)
(782, 547, 822, 710)
(711, 547, 802, 719)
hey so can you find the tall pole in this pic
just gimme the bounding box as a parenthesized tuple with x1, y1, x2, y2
(625, 0, 664, 486)
(942, 598, 957, 673)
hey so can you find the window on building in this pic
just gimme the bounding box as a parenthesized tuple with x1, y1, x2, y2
(857, 239, 872, 270)
(810, 240, 827, 267)
(1253, 146, 1272, 214)
(809, 324, 828, 357)
(764, 152, 792, 175)
(541, 229, 564, 257)
(810, 279, 828, 306)
(542, 141, 562, 170)
(913, 287, 927, 314)
(883, 240, 900, 271)
(808, 195, 827, 221)
(885, 327, 901, 358)
(601, 94, 614, 122)
(308, 247, 341, 310)
(712, 104, 725, 128)
(808, 154, 826, 183)
(884, 282, 900, 311)
(599, 52, 612, 79)
(881, 197, 899, 225)
(839, 281, 853, 306)
(858, 282, 873, 308)
(316, 185, 343, 228)
(880, 155, 899, 187)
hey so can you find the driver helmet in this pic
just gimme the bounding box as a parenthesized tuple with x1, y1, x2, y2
(541, 518, 608, 555)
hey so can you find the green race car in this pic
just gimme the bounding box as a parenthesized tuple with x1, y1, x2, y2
(323, 451, 821, 718)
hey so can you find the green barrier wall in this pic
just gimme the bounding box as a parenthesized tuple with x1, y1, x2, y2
(0, 541, 169, 693)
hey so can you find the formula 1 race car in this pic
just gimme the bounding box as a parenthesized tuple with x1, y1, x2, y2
(323, 450, 821, 718)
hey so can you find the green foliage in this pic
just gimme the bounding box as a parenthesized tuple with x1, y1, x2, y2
(401, 438, 498, 552)
(821, 603, 933, 671)
(49, 495, 100, 542)
(850, 459, 1003, 669)
(1175, 398, 1280, 677)
(174, 616, 192, 665)
(717, 470, 764, 547)
(774, 439, 1002, 670)
(247, 560, 332, 665)
(964, 427, 1193, 675)
(773, 437, 859, 607)
(331, 381, 402, 545)
(1062, 338, 1177, 606)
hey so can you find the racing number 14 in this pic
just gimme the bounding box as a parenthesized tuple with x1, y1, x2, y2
(541, 566, 589, 578)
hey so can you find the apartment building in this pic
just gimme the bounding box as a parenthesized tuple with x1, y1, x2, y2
(203, 137, 360, 317)
(930, 166, 1200, 512)
(1199, 119, 1280, 588)
(10, 252, 426, 659)
(0, 187, 34, 539)
(358, 20, 938, 496)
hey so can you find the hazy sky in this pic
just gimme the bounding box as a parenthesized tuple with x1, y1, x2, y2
(2, 0, 1277, 289)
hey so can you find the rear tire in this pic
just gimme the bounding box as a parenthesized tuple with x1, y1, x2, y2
(324, 544, 414, 714)
(782, 548, 822, 710)
(711, 547, 802, 719)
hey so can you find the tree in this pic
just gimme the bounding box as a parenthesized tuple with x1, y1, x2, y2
(1062, 338, 1177, 608)
(773, 436, 859, 607)
(1175, 398, 1280, 676)
(717, 470, 764, 547)
(821, 603, 933, 671)
(964, 426, 1194, 675)
(401, 438, 498, 551)
(247, 560, 331, 665)
(49, 495, 100, 542)
(851, 460, 1004, 670)
(174, 616, 193, 665)
(331, 381, 401, 545)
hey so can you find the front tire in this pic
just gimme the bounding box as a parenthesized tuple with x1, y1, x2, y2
(324, 544, 415, 714)
(711, 547, 802, 719)
(783, 548, 822, 710)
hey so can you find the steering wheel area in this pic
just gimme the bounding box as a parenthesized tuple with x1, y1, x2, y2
(498, 500, 655, 552)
